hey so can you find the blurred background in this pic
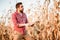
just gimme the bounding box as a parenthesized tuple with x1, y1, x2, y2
(0, 0, 60, 40)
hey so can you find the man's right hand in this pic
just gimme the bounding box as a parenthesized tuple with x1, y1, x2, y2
(18, 24, 25, 27)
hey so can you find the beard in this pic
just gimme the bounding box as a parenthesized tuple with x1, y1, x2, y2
(20, 10, 23, 13)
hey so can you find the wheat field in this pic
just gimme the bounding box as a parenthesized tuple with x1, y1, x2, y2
(0, 0, 60, 40)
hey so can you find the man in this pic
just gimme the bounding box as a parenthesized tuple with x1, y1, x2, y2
(12, 2, 34, 40)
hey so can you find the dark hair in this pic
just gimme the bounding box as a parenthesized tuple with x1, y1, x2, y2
(16, 2, 22, 9)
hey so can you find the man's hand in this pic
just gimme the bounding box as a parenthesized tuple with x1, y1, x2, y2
(27, 23, 34, 26)
(18, 24, 29, 27)
(18, 24, 26, 27)
(25, 22, 34, 27)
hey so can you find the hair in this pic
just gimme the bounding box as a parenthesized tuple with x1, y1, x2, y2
(16, 2, 22, 9)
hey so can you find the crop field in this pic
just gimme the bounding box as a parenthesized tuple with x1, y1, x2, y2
(0, 0, 60, 40)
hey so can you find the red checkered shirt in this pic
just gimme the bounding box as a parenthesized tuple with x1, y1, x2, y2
(12, 11, 28, 35)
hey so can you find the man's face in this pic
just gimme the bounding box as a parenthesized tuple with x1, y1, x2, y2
(18, 4, 24, 12)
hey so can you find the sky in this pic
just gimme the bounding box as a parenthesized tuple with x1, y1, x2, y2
(0, 0, 37, 16)
(0, 0, 47, 17)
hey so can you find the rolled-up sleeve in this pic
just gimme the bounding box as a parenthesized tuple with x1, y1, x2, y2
(12, 14, 18, 27)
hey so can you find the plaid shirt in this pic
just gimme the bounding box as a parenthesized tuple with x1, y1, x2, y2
(12, 11, 28, 35)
